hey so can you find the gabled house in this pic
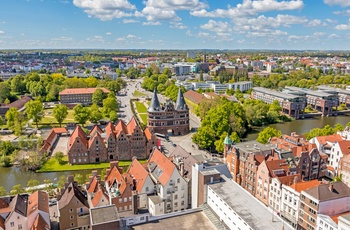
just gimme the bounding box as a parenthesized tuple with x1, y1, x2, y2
(86, 172, 109, 208)
(57, 176, 90, 230)
(127, 158, 155, 208)
(4, 194, 28, 230)
(147, 148, 188, 215)
(104, 161, 134, 213)
(27, 191, 50, 230)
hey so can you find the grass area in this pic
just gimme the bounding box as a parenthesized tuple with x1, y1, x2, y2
(146, 101, 150, 106)
(133, 90, 147, 97)
(304, 108, 318, 113)
(37, 156, 147, 172)
(139, 114, 148, 124)
(135, 101, 148, 113)
(40, 109, 76, 124)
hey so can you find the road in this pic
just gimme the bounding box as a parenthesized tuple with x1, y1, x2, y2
(118, 78, 143, 123)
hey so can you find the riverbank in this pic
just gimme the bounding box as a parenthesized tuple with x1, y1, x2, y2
(36, 157, 147, 173)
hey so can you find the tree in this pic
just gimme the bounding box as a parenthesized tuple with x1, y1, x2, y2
(333, 174, 342, 182)
(0, 82, 11, 103)
(11, 75, 26, 94)
(214, 131, 240, 153)
(102, 97, 118, 117)
(57, 175, 66, 188)
(199, 70, 204, 81)
(269, 100, 282, 113)
(27, 179, 39, 192)
(92, 88, 107, 105)
(109, 111, 119, 123)
(257, 127, 282, 144)
(25, 100, 43, 129)
(73, 104, 90, 126)
(55, 151, 64, 164)
(0, 186, 7, 196)
(89, 104, 103, 123)
(10, 184, 25, 195)
(74, 173, 85, 185)
(53, 104, 68, 127)
(5, 107, 20, 130)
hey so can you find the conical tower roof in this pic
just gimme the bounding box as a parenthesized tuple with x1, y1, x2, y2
(224, 133, 232, 145)
(148, 89, 161, 112)
(175, 88, 187, 110)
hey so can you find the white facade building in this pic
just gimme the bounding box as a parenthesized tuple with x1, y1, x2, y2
(338, 213, 350, 230)
(227, 81, 253, 92)
(269, 177, 283, 214)
(316, 214, 338, 230)
(281, 183, 301, 227)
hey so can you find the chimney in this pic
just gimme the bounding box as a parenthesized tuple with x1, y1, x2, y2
(132, 190, 138, 215)
(329, 183, 333, 192)
(106, 169, 111, 177)
(180, 162, 184, 177)
(118, 167, 123, 175)
(92, 170, 97, 177)
(67, 175, 74, 184)
(110, 161, 119, 169)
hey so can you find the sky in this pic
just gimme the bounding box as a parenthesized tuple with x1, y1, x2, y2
(1, 0, 350, 50)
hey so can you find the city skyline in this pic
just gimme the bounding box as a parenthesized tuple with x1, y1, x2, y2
(1, 0, 350, 50)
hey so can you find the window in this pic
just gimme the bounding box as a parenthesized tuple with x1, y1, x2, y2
(177, 178, 180, 183)
(10, 222, 14, 227)
(18, 224, 22, 230)
(70, 216, 74, 219)
(129, 197, 132, 202)
(80, 208, 83, 213)
(70, 209, 73, 212)
(119, 198, 122, 203)
(175, 195, 178, 200)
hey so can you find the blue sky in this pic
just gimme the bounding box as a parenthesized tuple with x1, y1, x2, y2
(1, 0, 350, 50)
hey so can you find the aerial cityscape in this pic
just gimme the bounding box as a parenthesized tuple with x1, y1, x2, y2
(1, 0, 350, 230)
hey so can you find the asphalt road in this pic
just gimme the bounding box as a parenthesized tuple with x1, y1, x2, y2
(118, 78, 143, 123)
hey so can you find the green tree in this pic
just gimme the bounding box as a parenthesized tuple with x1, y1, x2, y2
(0, 82, 11, 103)
(5, 107, 20, 130)
(109, 111, 119, 123)
(74, 173, 85, 185)
(92, 88, 107, 105)
(0, 186, 7, 196)
(214, 131, 240, 153)
(73, 104, 91, 126)
(102, 97, 118, 117)
(192, 126, 216, 150)
(25, 100, 44, 129)
(53, 104, 68, 127)
(11, 75, 26, 94)
(55, 151, 64, 164)
(90, 103, 103, 123)
(269, 100, 282, 113)
(257, 127, 282, 144)
(27, 179, 40, 192)
(333, 174, 342, 182)
(84, 76, 98, 87)
(57, 175, 66, 188)
(10, 184, 25, 195)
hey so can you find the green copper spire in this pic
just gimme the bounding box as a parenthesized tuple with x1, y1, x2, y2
(224, 133, 232, 145)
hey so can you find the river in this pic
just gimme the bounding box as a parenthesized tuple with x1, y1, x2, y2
(1, 115, 350, 192)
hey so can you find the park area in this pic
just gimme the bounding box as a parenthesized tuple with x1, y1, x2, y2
(134, 101, 149, 125)
(37, 156, 147, 173)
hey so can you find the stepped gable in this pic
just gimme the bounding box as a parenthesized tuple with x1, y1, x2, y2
(127, 116, 138, 134)
(68, 125, 88, 150)
(114, 119, 129, 136)
(89, 125, 103, 136)
(105, 165, 128, 195)
(88, 132, 104, 148)
(175, 88, 188, 111)
(148, 89, 161, 112)
(148, 148, 175, 186)
(127, 158, 149, 193)
(105, 122, 115, 137)
(27, 190, 49, 217)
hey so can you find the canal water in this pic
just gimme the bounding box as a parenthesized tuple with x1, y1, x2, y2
(1, 115, 349, 192)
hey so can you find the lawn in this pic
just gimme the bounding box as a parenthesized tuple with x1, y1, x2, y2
(139, 114, 148, 124)
(146, 101, 150, 106)
(184, 98, 198, 111)
(133, 90, 147, 97)
(37, 156, 147, 172)
(40, 109, 76, 124)
(135, 101, 148, 113)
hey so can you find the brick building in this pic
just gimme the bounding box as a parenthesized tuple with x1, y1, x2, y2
(147, 89, 190, 136)
(59, 87, 110, 105)
(67, 117, 157, 164)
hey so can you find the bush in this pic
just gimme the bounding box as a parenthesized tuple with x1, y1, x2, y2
(0, 156, 12, 167)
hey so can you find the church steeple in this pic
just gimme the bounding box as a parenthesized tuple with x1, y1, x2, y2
(175, 88, 187, 111)
(148, 89, 161, 112)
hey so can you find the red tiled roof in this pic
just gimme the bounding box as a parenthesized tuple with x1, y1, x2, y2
(316, 134, 343, 145)
(68, 126, 88, 151)
(127, 116, 138, 134)
(30, 213, 49, 230)
(88, 132, 104, 149)
(115, 120, 128, 136)
(0, 216, 4, 230)
(183, 90, 204, 104)
(91, 187, 109, 208)
(127, 158, 149, 193)
(105, 165, 128, 194)
(266, 159, 289, 177)
(27, 190, 49, 217)
(59, 87, 110, 95)
(279, 174, 301, 186)
(331, 211, 350, 224)
(337, 140, 350, 156)
(144, 127, 152, 140)
(89, 125, 103, 136)
(105, 122, 115, 138)
(52, 127, 68, 134)
(3, 96, 32, 109)
(290, 180, 321, 193)
(87, 176, 99, 194)
(148, 148, 175, 186)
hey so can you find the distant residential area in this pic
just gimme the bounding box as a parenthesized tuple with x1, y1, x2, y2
(1, 50, 350, 230)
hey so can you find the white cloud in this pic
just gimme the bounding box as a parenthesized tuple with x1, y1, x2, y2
(325, 18, 337, 23)
(106, 32, 112, 35)
(123, 19, 138, 23)
(142, 21, 161, 26)
(142, 0, 206, 21)
(237, 39, 246, 43)
(307, 19, 327, 27)
(200, 20, 232, 33)
(126, 34, 136, 38)
(0, 31, 4, 34)
(170, 22, 187, 29)
(324, 0, 350, 7)
(335, 24, 350, 30)
(51, 36, 73, 41)
(329, 34, 340, 38)
(73, 0, 136, 20)
(191, 0, 304, 18)
(86, 35, 104, 42)
(313, 32, 326, 36)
